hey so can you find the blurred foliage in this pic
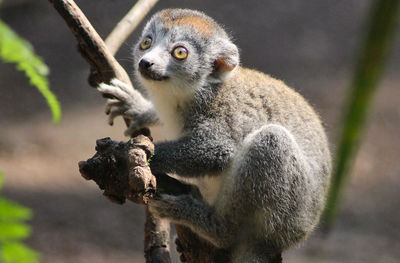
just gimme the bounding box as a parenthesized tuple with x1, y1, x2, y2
(0, 4, 58, 261)
(0, 19, 61, 124)
(0, 172, 40, 263)
(323, 0, 400, 225)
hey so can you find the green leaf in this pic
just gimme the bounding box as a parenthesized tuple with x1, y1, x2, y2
(0, 20, 61, 124)
(0, 198, 32, 222)
(0, 173, 40, 261)
(0, 222, 31, 242)
(1, 242, 40, 263)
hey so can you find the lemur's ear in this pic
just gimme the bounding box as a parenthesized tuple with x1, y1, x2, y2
(212, 38, 239, 79)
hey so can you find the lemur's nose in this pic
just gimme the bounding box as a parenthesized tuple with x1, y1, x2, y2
(139, 59, 154, 70)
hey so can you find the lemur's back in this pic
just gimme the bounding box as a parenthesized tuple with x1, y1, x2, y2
(212, 66, 331, 189)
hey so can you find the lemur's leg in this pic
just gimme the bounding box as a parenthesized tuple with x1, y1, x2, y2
(149, 124, 313, 251)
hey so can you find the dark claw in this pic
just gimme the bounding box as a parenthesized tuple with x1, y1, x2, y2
(131, 127, 152, 138)
(175, 238, 184, 253)
(102, 93, 116, 100)
(179, 253, 187, 263)
(103, 192, 125, 204)
(175, 238, 187, 262)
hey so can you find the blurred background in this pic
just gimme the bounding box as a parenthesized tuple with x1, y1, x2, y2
(0, 0, 399, 262)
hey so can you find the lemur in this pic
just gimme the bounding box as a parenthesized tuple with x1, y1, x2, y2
(97, 8, 331, 262)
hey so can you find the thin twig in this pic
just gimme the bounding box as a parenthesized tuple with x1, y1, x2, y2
(105, 0, 159, 56)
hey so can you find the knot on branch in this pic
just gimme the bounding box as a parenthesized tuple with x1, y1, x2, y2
(78, 135, 156, 204)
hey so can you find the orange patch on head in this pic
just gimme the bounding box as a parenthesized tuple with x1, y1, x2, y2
(159, 9, 173, 20)
(160, 12, 215, 36)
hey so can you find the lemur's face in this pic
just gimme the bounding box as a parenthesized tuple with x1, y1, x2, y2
(133, 9, 239, 91)
(133, 25, 204, 84)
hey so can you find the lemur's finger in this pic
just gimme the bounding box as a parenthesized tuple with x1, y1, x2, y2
(98, 83, 128, 101)
(105, 99, 123, 115)
(110, 78, 134, 94)
(110, 79, 154, 109)
(108, 108, 125, 125)
(124, 121, 141, 137)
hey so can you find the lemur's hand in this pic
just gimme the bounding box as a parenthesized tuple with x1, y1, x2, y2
(97, 79, 157, 136)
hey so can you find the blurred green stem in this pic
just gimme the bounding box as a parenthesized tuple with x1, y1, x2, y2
(322, 0, 400, 225)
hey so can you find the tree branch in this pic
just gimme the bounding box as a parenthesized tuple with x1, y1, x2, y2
(48, 0, 132, 87)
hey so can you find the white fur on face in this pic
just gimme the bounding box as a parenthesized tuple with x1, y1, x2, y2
(139, 45, 170, 76)
(137, 73, 196, 140)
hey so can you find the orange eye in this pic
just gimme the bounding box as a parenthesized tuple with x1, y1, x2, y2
(172, 46, 188, 60)
(140, 37, 152, 50)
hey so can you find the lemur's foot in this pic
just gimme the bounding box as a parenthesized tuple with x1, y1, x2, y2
(148, 194, 183, 220)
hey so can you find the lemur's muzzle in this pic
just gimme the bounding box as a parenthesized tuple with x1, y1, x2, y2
(138, 59, 168, 81)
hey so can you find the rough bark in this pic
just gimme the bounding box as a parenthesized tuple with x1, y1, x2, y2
(144, 210, 171, 263)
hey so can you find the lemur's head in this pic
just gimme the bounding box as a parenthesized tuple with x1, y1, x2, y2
(133, 9, 239, 92)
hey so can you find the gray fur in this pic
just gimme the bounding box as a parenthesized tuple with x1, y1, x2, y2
(100, 9, 331, 262)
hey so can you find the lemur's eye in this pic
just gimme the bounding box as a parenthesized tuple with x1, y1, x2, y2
(140, 37, 152, 50)
(172, 46, 188, 60)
